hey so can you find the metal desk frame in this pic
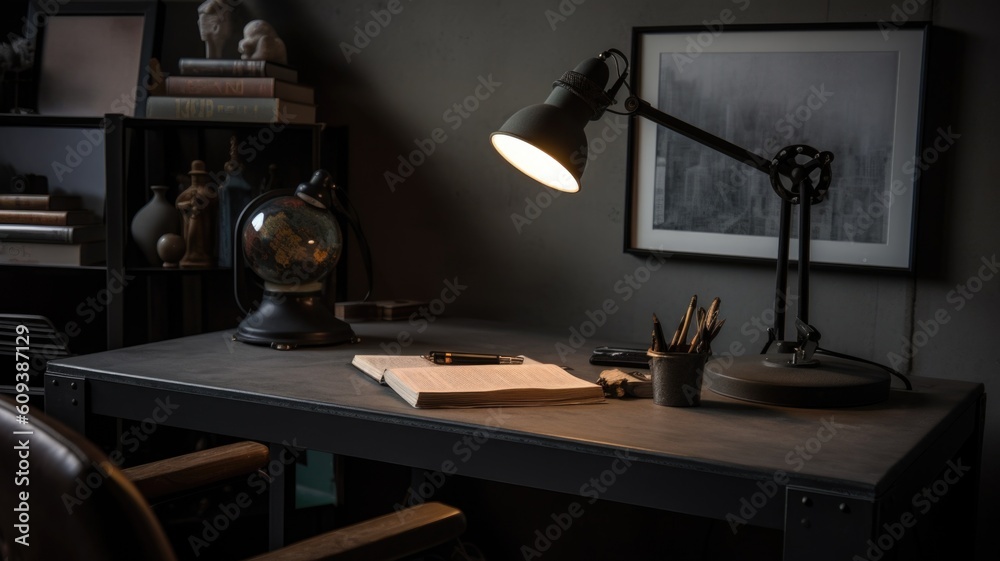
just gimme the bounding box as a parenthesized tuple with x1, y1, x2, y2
(45, 320, 985, 560)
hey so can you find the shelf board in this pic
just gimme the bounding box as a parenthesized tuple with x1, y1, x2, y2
(0, 113, 108, 128)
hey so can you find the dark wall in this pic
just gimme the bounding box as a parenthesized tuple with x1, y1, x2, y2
(255, 1, 996, 557)
(2, 0, 995, 558)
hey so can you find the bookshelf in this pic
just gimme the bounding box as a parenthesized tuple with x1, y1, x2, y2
(0, 114, 335, 405)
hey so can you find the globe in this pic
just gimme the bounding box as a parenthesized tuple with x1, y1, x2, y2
(241, 195, 342, 290)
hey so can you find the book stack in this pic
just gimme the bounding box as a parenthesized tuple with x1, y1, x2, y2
(0, 194, 105, 266)
(145, 58, 316, 124)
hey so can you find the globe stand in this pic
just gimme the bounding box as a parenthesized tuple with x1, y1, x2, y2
(234, 289, 356, 350)
(233, 171, 359, 351)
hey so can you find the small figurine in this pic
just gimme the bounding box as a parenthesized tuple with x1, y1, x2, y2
(238, 20, 288, 65)
(197, 0, 233, 59)
(176, 160, 218, 268)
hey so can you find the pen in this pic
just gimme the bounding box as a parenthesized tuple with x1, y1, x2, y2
(426, 351, 525, 365)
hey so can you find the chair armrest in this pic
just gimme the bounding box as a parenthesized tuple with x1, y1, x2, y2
(245, 502, 466, 561)
(122, 441, 269, 502)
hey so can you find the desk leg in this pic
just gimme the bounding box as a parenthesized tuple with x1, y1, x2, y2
(783, 486, 875, 561)
(44, 373, 87, 435)
(268, 444, 286, 550)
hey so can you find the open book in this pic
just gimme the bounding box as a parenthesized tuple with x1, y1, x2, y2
(351, 355, 605, 408)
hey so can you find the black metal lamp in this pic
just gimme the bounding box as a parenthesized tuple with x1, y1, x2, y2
(492, 49, 909, 407)
(233, 170, 357, 350)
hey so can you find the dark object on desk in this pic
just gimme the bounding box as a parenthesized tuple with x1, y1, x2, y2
(377, 299, 427, 321)
(596, 368, 652, 398)
(648, 351, 709, 407)
(590, 346, 649, 368)
(0, 397, 468, 560)
(234, 170, 356, 349)
(335, 300, 379, 321)
(427, 351, 525, 365)
(6, 174, 47, 195)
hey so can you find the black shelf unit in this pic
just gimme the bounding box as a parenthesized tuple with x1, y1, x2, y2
(0, 113, 324, 358)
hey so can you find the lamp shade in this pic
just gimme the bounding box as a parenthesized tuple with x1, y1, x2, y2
(491, 55, 612, 192)
(491, 104, 587, 192)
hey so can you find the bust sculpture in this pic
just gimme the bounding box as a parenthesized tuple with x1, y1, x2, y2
(176, 160, 218, 268)
(197, 0, 233, 59)
(238, 20, 288, 65)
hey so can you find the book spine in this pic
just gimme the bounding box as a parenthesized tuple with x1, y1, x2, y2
(0, 195, 80, 211)
(0, 241, 105, 266)
(0, 225, 104, 244)
(0, 210, 86, 226)
(146, 97, 277, 122)
(165, 77, 277, 98)
(178, 59, 266, 77)
(145, 97, 313, 124)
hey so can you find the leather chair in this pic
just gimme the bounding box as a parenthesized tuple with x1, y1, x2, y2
(0, 397, 466, 560)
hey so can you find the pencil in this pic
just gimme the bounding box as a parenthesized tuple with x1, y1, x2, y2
(651, 313, 668, 352)
(673, 295, 697, 351)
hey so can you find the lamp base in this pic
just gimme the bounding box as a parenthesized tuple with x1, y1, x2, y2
(704, 353, 890, 408)
(234, 290, 357, 350)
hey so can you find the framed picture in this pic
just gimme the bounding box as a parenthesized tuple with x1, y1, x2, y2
(626, 24, 927, 269)
(28, 0, 161, 117)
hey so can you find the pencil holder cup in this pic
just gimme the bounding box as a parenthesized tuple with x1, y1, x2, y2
(647, 351, 709, 407)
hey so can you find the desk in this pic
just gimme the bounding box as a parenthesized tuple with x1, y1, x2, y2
(45, 319, 985, 560)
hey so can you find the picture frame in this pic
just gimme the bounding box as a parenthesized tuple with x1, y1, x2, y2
(28, 0, 161, 117)
(625, 24, 928, 270)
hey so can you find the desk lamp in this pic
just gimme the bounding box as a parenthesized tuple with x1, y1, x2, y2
(492, 50, 909, 407)
(233, 170, 357, 350)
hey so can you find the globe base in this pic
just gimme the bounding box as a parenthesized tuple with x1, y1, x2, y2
(234, 290, 357, 350)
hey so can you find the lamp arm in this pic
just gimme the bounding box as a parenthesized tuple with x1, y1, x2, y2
(623, 96, 773, 175)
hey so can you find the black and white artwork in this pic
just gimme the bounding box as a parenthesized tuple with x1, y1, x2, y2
(627, 26, 926, 269)
(654, 51, 898, 244)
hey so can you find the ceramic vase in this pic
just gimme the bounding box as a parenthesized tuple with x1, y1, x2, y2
(131, 185, 179, 266)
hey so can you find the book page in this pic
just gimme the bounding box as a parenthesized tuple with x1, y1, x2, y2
(351, 355, 435, 383)
(351, 355, 538, 384)
(387, 363, 596, 393)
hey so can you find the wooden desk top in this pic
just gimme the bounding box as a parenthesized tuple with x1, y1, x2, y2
(49, 319, 983, 499)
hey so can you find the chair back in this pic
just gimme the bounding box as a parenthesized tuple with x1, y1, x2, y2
(0, 397, 177, 561)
